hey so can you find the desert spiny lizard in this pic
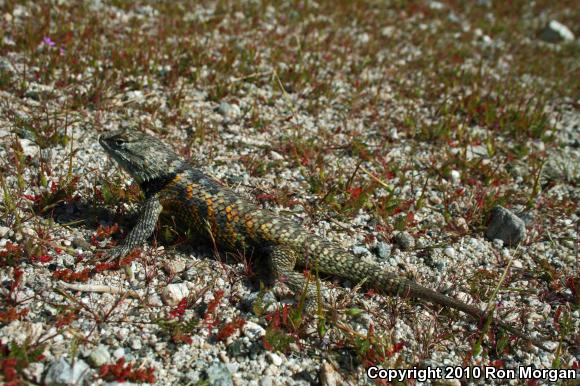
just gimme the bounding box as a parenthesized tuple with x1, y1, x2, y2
(98, 129, 551, 351)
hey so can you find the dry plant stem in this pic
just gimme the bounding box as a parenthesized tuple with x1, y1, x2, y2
(58, 281, 141, 299)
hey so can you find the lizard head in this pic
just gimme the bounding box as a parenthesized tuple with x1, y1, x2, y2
(99, 130, 183, 186)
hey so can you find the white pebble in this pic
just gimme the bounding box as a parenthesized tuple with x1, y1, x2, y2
(444, 247, 456, 258)
(112, 348, 125, 360)
(130, 339, 142, 350)
(161, 283, 190, 306)
(450, 170, 461, 184)
(243, 321, 266, 340)
(0, 226, 10, 238)
(266, 352, 283, 366)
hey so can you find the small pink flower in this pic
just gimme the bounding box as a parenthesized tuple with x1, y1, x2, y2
(43, 36, 56, 47)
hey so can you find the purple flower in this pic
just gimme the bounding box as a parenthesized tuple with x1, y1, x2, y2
(43, 36, 56, 47)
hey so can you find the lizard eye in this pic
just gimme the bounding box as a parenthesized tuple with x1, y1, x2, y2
(112, 137, 127, 147)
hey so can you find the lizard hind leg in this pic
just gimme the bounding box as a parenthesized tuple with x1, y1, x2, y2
(268, 245, 322, 312)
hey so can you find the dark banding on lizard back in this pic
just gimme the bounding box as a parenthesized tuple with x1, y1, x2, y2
(140, 165, 189, 198)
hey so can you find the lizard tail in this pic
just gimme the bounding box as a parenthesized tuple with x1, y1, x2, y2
(373, 271, 553, 352)
(306, 242, 552, 351)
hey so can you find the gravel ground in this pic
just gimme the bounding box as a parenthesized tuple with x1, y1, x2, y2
(0, 1, 578, 385)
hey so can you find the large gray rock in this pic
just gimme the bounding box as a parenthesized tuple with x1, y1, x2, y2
(539, 21, 575, 43)
(217, 102, 241, 119)
(205, 362, 233, 386)
(44, 357, 90, 386)
(485, 206, 526, 246)
(375, 241, 392, 260)
(394, 231, 415, 251)
(87, 345, 111, 367)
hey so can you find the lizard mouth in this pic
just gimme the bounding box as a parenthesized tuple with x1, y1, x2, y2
(98, 134, 111, 151)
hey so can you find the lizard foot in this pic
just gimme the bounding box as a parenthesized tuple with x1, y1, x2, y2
(94, 245, 138, 264)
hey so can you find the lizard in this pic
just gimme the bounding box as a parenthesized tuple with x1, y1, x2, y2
(98, 129, 552, 351)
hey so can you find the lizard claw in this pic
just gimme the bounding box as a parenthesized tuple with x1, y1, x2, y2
(92, 245, 139, 283)
(94, 245, 132, 263)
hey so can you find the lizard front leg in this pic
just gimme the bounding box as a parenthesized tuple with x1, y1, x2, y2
(103, 196, 163, 262)
(269, 245, 322, 311)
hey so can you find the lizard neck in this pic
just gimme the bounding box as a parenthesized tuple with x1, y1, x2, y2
(139, 164, 187, 198)
(140, 174, 176, 198)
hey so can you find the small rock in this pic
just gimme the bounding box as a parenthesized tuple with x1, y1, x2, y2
(429, 1, 445, 10)
(225, 363, 239, 373)
(242, 321, 266, 340)
(2, 321, 44, 345)
(320, 361, 343, 386)
(394, 231, 415, 251)
(115, 328, 129, 341)
(62, 254, 76, 267)
(154, 342, 166, 354)
(125, 90, 145, 103)
(350, 311, 373, 333)
(217, 102, 241, 118)
(23, 362, 44, 383)
(19, 138, 39, 157)
(381, 26, 395, 38)
(205, 362, 233, 386)
(352, 245, 370, 256)
(492, 239, 504, 249)
(112, 347, 125, 360)
(450, 170, 461, 184)
(375, 242, 391, 260)
(226, 339, 249, 357)
(72, 237, 91, 250)
(433, 261, 446, 272)
(539, 20, 575, 43)
(241, 291, 277, 313)
(260, 376, 274, 386)
(24, 90, 41, 100)
(501, 248, 511, 259)
(562, 253, 575, 264)
(218, 351, 229, 363)
(447, 13, 460, 24)
(517, 210, 535, 225)
(0, 226, 10, 238)
(454, 217, 469, 233)
(485, 206, 526, 247)
(480, 34, 493, 45)
(429, 194, 442, 205)
(147, 294, 163, 307)
(444, 247, 456, 259)
(294, 369, 318, 384)
(162, 259, 187, 275)
(270, 151, 284, 160)
(161, 283, 190, 306)
(130, 338, 142, 350)
(87, 345, 111, 367)
(44, 358, 89, 386)
(266, 352, 283, 366)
